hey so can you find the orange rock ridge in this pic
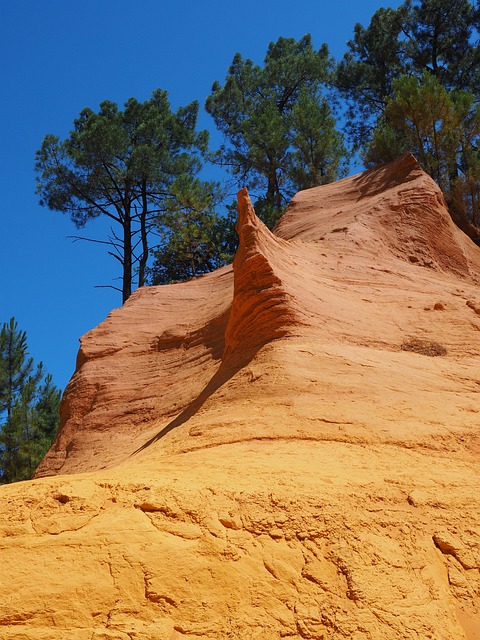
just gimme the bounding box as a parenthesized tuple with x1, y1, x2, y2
(2, 153, 480, 639)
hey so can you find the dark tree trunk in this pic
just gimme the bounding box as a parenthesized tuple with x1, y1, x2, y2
(266, 169, 282, 209)
(138, 179, 149, 288)
(122, 202, 132, 303)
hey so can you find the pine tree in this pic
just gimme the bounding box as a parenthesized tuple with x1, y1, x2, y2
(337, 0, 480, 235)
(35, 90, 208, 303)
(364, 73, 460, 184)
(149, 176, 237, 284)
(206, 35, 348, 227)
(363, 72, 480, 235)
(336, 0, 480, 150)
(0, 319, 60, 483)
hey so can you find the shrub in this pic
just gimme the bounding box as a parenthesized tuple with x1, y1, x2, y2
(401, 337, 447, 357)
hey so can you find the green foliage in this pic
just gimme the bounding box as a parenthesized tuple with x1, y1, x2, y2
(402, 0, 480, 90)
(365, 72, 459, 182)
(35, 7, 480, 292)
(450, 92, 480, 227)
(149, 176, 237, 284)
(36, 89, 208, 302)
(364, 72, 480, 229)
(206, 35, 348, 227)
(337, 0, 480, 149)
(290, 87, 349, 190)
(0, 319, 60, 484)
(338, 0, 480, 232)
(336, 6, 408, 147)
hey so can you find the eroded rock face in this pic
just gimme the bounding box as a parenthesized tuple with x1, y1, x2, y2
(3, 154, 480, 639)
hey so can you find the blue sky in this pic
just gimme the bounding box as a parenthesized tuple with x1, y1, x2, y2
(1, 0, 401, 393)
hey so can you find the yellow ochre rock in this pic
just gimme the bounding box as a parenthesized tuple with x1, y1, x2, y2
(2, 154, 480, 639)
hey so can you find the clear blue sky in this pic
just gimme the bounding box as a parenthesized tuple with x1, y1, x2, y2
(1, 0, 401, 394)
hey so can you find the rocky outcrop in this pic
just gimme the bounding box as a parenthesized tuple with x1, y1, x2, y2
(3, 154, 480, 639)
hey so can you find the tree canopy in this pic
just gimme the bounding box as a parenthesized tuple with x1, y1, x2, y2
(0, 318, 60, 483)
(206, 35, 348, 227)
(336, 0, 480, 149)
(149, 176, 237, 284)
(36, 89, 209, 302)
(35, 5, 480, 295)
(365, 72, 460, 182)
(337, 0, 480, 234)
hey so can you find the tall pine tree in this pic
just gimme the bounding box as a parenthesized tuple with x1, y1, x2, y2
(36, 89, 208, 302)
(206, 35, 348, 227)
(337, 0, 480, 235)
(336, 0, 480, 150)
(0, 319, 60, 483)
(149, 175, 237, 284)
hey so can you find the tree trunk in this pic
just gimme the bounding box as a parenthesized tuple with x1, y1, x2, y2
(266, 171, 276, 208)
(267, 168, 283, 209)
(138, 179, 149, 288)
(122, 202, 132, 303)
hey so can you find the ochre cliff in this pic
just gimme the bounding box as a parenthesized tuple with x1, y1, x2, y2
(2, 153, 480, 639)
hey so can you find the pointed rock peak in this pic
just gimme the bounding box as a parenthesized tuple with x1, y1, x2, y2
(236, 187, 256, 227)
(222, 189, 298, 366)
(378, 151, 421, 175)
(353, 152, 424, 199)
(235, 187, 284, 257)
(395, 150, 420, 170)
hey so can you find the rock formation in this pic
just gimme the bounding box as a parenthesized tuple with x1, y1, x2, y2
(2, 153, 480, 639)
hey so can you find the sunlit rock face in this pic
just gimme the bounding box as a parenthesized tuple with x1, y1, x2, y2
(2, 153, 480, 640)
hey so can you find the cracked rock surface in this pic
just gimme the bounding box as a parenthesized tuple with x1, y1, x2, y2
(2, 154, 480, 639)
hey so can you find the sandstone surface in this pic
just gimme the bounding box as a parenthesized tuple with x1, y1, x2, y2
(2, 153, 480, 639)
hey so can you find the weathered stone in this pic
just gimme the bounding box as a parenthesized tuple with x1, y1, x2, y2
(2, 154, 480, 639)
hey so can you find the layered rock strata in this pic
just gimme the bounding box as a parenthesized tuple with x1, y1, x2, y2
(2, 154, 480, 639)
